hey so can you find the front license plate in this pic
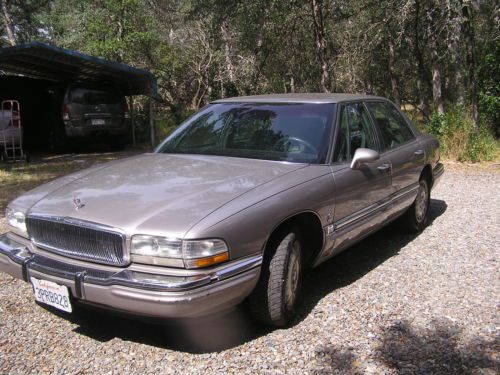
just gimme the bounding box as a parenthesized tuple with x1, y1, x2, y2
(91, 119, 106, 125)
(31, 277, 72, 313)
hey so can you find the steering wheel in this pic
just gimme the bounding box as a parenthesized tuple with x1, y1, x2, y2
(274, 137, 318, 154)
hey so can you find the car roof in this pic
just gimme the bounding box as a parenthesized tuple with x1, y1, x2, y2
(211, 93, 386, 104)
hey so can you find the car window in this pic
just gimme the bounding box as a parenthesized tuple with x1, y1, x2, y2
(366, 101, 415, 150)
(70, 88, 121, 105)
(332, 102, 378, 162)
(159, 103, 334, 164)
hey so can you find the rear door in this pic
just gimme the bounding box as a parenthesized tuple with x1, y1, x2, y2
(365, 101, 422, 193)
(330, 102, 392, 252)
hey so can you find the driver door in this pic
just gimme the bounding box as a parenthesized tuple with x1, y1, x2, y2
(330, 102, 392, 253)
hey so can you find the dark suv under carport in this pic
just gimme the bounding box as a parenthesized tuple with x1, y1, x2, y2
(50, 83, 130, 151)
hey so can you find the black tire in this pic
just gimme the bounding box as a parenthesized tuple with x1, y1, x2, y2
(400, 177, 431, 233)
(249, 228, 303, 327)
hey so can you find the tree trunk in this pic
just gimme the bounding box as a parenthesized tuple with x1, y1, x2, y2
(220, 19, 235, 84)
(1, 0, 16, 46)
(388, 34, 401, 106)
(414, 0, 431, 120)
(462, 0, 479, 128)
(446, 0, 464, 104)
(426, 7, 445, 115)
(310, 0, 329, 92)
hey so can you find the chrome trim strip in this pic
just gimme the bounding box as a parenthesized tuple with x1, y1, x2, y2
(211, 254, 262, 281)
(27, 213, 126, 235)
(433, 163, 444, 179)
(0, 234, 30, 265)
(334, 183, 419, 232)
(85, 270, 212, 291)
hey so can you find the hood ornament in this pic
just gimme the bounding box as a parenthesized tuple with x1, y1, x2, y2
(73, 196, 85, 210)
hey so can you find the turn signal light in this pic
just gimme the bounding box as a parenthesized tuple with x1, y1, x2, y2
(185, 252, 229, 269)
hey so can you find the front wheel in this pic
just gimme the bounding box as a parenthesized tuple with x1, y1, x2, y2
(249, 229, 303, 327)
(400, 178, 430, 232)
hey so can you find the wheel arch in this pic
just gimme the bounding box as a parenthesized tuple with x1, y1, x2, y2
(262, 210, 324, 267)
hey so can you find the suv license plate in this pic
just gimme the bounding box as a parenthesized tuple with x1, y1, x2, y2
(31, 277, 72, 313)
(91, 119, 106, 125)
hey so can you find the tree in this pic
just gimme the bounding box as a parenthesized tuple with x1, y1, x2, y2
(1, 0, 16, 46)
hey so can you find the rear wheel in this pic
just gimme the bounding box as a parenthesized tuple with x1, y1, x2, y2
(249, 229, 303, 327)
(400, 178, 430, 232)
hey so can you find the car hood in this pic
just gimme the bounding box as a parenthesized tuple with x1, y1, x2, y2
(26, 153, 306, 237)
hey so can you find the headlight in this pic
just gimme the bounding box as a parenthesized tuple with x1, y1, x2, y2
(130, 235, 229, 269)
(5, 207, 27, 233)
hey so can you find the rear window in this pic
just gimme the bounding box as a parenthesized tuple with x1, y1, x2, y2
(69, 88, 121, 105)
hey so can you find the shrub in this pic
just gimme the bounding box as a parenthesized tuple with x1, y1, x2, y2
(427, 106, 498, 162)
(155, 111, 179, 143)
(154, 107, 195, 144)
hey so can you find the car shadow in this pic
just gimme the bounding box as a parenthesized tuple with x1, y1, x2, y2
(296, 198, 448, 324)
(43, 199, 447, 354)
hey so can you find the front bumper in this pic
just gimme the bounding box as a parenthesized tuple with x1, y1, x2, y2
(0, 233, 262, 318)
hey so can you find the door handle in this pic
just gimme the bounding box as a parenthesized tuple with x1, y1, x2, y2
(414, 149, 424, 156)
(377, 163, 391, 172)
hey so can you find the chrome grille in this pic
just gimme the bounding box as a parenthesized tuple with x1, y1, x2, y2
(26, 216, 126, 266)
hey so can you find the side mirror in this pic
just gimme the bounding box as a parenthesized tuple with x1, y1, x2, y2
(350, 148, 380, 170)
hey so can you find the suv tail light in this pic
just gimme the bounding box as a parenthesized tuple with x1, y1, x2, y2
(62, 105, 70, 121)
(123, 101, 130, 119)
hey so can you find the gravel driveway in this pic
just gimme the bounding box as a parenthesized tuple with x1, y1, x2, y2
(0, 162, 498, 374)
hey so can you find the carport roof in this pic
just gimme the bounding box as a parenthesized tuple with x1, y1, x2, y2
(0, 42, 157, 97)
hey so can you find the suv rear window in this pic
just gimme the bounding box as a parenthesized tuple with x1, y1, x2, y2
(69, 88, 121, 105)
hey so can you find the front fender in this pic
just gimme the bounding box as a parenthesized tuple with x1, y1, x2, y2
(185, 166, 335, 261)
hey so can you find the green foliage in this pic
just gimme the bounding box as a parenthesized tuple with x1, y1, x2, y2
(1, 0, 498, 159)
(154, 108, 195, 144)
(476, 4, 500, 131)
(428, 107, 497, 162)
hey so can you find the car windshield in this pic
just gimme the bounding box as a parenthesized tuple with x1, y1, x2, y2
(157, 103, 335, 163)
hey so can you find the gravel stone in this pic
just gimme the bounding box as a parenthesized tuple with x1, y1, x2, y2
(0, 164, 498, 374)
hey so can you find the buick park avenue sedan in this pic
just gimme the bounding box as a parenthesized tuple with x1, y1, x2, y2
(0, 94, 443, 327)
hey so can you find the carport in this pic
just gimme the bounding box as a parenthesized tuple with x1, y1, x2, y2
(0, 42, 158, 146)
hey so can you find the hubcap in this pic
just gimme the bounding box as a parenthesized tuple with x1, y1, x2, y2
(415, 181, 429, 223)
(285, 241, 301, 310)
